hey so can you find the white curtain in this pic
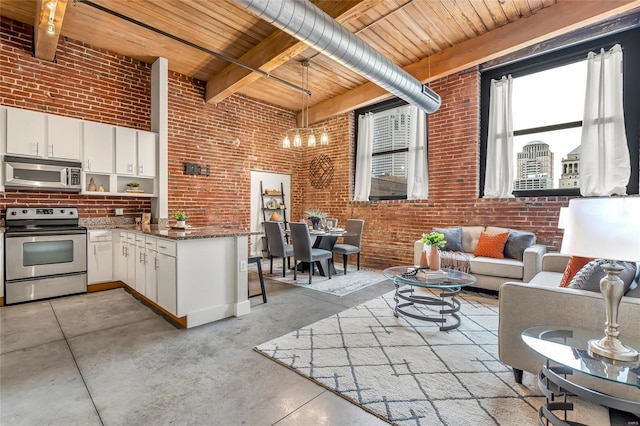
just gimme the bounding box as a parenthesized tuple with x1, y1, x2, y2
(484, 75, 514, 198)
(580, 44, 630, 196)
(353, 113, 373, 201)
(407, 105, 428, 199)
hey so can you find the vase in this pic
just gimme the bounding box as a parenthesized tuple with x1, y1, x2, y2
(176, 220, 186, 228)
(429, 247, 441, 271)
(310, 217, 320, 230)
(419, 244, 430, 267)
(87, 177, 97, 191)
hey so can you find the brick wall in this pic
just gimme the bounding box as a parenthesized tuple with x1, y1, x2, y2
(1, 16, 568, 270)
(298, 69, 571, 269)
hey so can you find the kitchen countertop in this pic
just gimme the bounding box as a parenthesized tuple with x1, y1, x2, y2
(88, 225, 262, 240)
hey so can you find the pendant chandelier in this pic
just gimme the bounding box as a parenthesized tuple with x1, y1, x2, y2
(282, 60, 328, 148)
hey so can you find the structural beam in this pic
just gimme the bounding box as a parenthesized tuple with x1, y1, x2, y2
(205, 0, 385, 104)
(304, 0, 640, 125)
(33, 0, 68, 61)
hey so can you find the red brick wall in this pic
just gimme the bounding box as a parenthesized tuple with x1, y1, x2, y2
(298, 69, 570, 269)
(0, 17, 152, 218)
(1, 16, 568, 270)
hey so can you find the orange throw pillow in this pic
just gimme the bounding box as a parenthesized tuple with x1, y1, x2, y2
(559, 256, 594, 287)
(474, 231, 510, 259)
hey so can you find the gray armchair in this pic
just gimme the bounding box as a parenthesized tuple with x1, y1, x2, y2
(290, 222, 332, 284)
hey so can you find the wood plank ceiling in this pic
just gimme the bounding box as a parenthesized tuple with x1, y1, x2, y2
(2, 0, 639, 124)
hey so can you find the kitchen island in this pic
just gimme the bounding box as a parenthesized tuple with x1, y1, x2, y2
(95, 225, 262, 328)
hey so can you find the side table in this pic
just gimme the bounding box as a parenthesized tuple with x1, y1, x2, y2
(522, 326, 640, 425)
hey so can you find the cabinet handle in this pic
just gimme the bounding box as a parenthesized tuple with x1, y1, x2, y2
(155, 257, 159, 270)
(35, 143, 39, 156)
(128, 164, 133, 173)
(94, 245, 96, 256)
(139, 164, 144, 174)
(86, 160, 91, 170)
(122, 246, 126, 257)
(139, 252, 144, 263)
(158, 245, 167, 249)
(50, 145, 54, 157)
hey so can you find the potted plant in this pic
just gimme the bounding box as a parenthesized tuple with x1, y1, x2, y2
(126, 182, 142, 193)
(305, 208, 327, 230)
(419, 231, 446, 270)
(172, 211, 188, 227)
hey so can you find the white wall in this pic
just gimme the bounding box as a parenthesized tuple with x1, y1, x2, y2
(250, 171, 291, 257)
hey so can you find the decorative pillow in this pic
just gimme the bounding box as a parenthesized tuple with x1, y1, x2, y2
(559, 256, 594, 287)
(473, 231, 510, 259)
(433, 226, 463, 252)
(503, 231, 536, 261)
(568, 260, 638, 293)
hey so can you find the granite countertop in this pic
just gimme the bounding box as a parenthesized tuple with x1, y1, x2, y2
(89, 224, 262, 240)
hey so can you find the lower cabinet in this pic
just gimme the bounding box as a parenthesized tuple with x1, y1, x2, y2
(88, 230, 113, 284)
(157, 252, 177, 315)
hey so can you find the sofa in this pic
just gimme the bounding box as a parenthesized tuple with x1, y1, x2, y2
(414, 226, 547, 292)
(499, 253, 640, 402)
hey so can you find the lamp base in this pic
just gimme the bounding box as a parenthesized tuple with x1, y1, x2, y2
(588, 337, 639, 362)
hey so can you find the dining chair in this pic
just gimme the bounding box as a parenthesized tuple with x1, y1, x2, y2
(264, 221, 293, 277)
(290, 222, 333, 284)
(332, 219, 364, 274)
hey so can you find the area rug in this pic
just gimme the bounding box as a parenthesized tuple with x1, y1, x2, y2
(255, 288, 610, 425)
(266, 267, 386, 297)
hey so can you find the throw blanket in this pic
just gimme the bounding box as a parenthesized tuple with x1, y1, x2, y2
(440, 250, 471, 273)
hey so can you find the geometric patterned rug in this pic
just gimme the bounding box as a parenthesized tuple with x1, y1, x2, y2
(266, 268, 387, 297)
(255, 287, 610, 425)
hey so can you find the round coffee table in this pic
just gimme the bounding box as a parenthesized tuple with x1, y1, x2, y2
(382, 266, 476, 331)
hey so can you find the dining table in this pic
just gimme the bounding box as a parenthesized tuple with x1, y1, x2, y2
(293, 228, 358, 276)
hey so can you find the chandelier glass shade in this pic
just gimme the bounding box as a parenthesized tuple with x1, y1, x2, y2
(282, 60, 328, 148)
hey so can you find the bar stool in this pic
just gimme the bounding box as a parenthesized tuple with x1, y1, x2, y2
(248, 256, 267, 303)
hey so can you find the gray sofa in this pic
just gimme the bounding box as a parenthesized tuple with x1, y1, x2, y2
(499, 253, 640, 402)
(414, 226, 546, 292)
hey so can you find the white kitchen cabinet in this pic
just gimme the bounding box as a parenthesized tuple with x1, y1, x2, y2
(134, 233, 146, 294)
(136, 130, 157, 178)
(156, 241, 177, 316)
(144, 237, 158, 303)
(115, 127, 137, 175)
(0, 236, 4, 300)
(6, 107, 46, 157)
(113, 231, 127, 283)
(46, 114, 82, 160)
(88, 230, 113, 284)
(83, 121, 114, 174)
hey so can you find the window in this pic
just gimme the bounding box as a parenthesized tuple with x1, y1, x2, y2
(480, 27, 639, 197)
(354, 98, 428, 200)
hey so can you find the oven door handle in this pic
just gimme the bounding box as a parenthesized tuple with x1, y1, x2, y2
(5, 229, 87, 237)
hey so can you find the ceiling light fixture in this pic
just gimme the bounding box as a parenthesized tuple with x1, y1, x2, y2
(46, 0, 58, 35)
(282, 60, 328, 149)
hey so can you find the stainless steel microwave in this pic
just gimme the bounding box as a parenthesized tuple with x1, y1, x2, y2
(3, 155, 82, 192)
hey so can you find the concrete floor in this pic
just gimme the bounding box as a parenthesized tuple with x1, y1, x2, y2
(0, 265, 395, 425)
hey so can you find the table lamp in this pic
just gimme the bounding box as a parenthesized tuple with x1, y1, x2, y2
(561, 197, 640, 362)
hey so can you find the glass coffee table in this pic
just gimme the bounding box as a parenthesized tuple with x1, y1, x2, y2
(383, 266, 476, 331)
(522, 326, 640, 424)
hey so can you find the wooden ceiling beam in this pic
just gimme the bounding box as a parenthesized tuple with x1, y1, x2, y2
(205, 0, 385, 105)
(33, 0, 68, 61)
(304, 0, 640, 125)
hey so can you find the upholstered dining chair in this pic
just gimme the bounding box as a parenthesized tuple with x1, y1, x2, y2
(332, 219, 364, 274)
(289, 222, 333, 284)
(264, 221, 293, 277)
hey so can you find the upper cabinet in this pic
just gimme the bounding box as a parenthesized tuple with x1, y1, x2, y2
(136, 130, 157, 178)
(115, 127, 137, 175)
(6, 108, 46, 158)
(115, 128, 157, 178)
(83, 121, 114, 174)
(47, 114, 82, 160)
(5, 108, 82, 161)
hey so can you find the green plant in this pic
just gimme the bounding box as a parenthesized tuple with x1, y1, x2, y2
(126, 181, 140, 188)
(172, 211, 188, 221)
(305, 209, 327, 220)
(420, 231, 447, 248)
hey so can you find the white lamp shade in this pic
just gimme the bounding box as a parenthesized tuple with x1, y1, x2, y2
(557, 207, 568, 229)
(561, 197, 640, 262)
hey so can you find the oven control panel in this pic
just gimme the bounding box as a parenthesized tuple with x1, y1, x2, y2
(6, 207, 79, 220)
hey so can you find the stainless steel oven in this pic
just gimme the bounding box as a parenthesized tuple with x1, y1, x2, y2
(4, 207, 87, 304)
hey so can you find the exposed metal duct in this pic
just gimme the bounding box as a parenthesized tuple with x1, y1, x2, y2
(232, 0, 441, 114)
